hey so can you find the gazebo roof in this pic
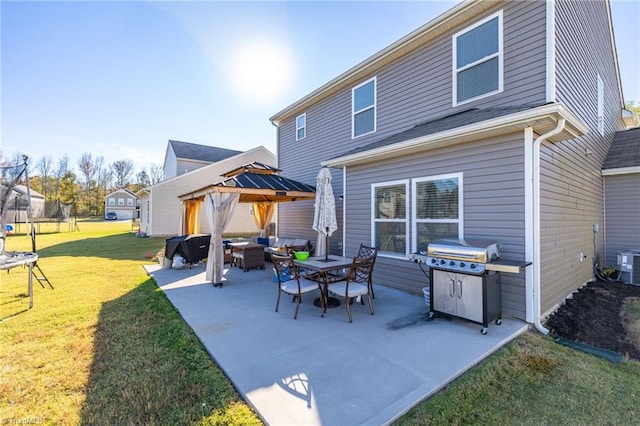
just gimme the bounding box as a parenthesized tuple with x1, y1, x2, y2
(178, 162, 315, 203)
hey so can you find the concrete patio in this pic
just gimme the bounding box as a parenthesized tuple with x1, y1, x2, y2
(144, 262, 528, 425)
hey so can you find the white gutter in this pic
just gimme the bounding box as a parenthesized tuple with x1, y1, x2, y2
(602, 166, 640, 176)
(531, 118, 566, 335)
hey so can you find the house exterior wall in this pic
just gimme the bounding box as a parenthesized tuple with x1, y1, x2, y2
(141, 147, 276, 237)
(276, 1, 548, 320)
(275, 0, 626, 322)
(537, 0, 625, 315)
(175, 159, 211, 177)
(343, 134, 528, 318)
(604, 173, 640, 267)
(163, 147, 178, 179)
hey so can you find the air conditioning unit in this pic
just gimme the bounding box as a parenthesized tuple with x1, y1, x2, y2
(617, 250, 640, 285)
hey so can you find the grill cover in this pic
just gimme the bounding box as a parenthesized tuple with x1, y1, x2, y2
(165, 234, 211, 263)
(427, 238, 500, 263)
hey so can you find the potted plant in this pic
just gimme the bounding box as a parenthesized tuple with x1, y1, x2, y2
(601, 265, 621, 280)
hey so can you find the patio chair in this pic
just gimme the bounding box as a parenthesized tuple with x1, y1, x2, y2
(271, 253, 323, 320)
(356, 244, 378, 299)
(327, 256, 375, 322)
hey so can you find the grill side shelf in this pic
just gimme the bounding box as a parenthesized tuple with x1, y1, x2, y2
(485, 260, 532, 273)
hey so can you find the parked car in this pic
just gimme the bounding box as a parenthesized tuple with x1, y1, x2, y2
(105, 212, 117, 220)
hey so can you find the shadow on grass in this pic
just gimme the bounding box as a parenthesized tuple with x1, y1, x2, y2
(35, 233, 166, 261)
(80, 277, 260, 424)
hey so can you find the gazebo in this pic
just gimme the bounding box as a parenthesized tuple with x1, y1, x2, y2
(178, 162, 315, 286)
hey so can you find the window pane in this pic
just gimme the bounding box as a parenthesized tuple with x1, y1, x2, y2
(354, 108, 374, 136)
(297, 128, 305, 140)
(375, 222, 406, 255)
(296, 115, 305, 128)
(457, 57, 499, 102)
(416, 222, 459, 251)
(375, 184, 406, 219)
(354, 80, 375, 112)
(456, 16, 499, 68)
(416, 178, 459, 219)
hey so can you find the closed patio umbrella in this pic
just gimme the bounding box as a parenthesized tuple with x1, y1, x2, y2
(312, 167, 338, 262)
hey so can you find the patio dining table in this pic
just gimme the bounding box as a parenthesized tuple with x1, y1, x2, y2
(293, 254, 353, 309)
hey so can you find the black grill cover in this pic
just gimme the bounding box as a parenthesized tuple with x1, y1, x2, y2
(165, 234, 211, 263)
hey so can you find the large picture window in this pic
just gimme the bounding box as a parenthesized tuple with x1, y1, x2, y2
(352, 77, 376, 138)
(412, 173, 463, 252)
(453, 11, 503, 105)
(372, 180, 408, 257)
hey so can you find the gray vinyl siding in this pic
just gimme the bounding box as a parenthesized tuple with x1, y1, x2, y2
(604, 173, 640, 267)
(276, 0, 547, 172)
(538, 0, 626, 315)
(277, 1, 547, 261)
(344, 134, 528, 319)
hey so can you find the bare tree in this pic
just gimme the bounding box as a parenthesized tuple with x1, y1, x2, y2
(77, 153, 98, 215)
(150, 163, 164, 184)
(136, 170, 151, 187)
(36, 155, 53, 201)
(111, 160, 135, 189)
(53, 155, 71, 202)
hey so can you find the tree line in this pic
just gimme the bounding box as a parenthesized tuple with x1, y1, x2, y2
(1, 151, 164, 218)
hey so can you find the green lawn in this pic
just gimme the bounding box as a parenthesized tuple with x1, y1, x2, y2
(2, 220, 639, 424)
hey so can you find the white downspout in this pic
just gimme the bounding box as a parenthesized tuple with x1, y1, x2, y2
(532, 118, 566, 334)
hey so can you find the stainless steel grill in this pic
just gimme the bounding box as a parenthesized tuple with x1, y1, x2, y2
(409, 238, 501, 275)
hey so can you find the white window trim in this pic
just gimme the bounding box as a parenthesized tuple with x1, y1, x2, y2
(411, 173, 464, 253)
(108, 198, 115, 206)
(597, 74, 604, 136)
(452, 10, 504, 107)
(296, 113, 306, 141)
(371, 179, 409, 259)
(352, 76, 377, 139)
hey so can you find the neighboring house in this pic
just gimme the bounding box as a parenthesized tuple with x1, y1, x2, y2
(602, 127, 640, 274)
(269, 0, 639, 327)
(162, 139, 243, 180)
(4, 185, 45, 222)
(104, 188, 139, 220)
(138, 145, 276, 236)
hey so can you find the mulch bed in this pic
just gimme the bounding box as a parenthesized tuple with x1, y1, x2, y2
(546, 279, 640, 361)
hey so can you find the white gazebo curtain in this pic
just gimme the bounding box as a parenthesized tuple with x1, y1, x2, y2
(204, 192, 240, 285)
(251, 202, 275, 236)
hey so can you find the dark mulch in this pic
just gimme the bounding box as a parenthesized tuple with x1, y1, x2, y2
(546, 279, 640, 361)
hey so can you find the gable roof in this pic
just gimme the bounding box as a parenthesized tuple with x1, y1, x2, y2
(322, 102, 588, 167)
(12, 185, 44, 199)
(602, 127, 640, 174)
(105, 188, 139, 199)
(169, 140, 243, 163)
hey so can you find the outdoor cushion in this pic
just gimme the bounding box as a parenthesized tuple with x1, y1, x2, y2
(281, 280, 320, 295)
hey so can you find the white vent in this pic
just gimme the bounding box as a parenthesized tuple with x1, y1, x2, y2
(618, 251, 640, 285)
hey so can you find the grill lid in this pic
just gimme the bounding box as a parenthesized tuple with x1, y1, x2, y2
(427, 238, 501, 263)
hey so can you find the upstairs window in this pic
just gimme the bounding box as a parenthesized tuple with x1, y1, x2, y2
(296, 113, 306, 140)
(108, 198, 115, 206)
(118, 198, 124, 206)
(453, 11, 503, 105)
(352, 77, 376, 138)
(597, 74, 604, 136)
(127, 198, 134, 206)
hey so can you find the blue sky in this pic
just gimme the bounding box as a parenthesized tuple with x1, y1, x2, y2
(1, 0, 639, 174)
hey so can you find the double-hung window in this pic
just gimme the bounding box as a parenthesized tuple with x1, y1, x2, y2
(296, 113, 306, 140)
(412, 173, 463, 252)
(372, 180, 409, 257)
(453, 11, 503, 105)
(352, 77, 376, 138)
(597, 74, 604, 136)
(108, 198, 115, 206)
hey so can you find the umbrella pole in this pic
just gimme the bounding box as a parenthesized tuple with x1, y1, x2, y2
(325, 227, 329, 261)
